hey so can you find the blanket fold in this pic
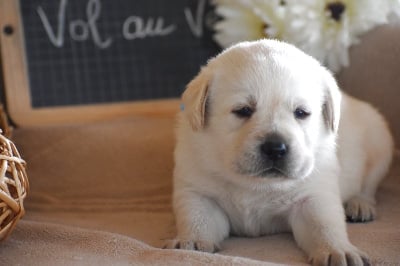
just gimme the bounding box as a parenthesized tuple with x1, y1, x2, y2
(1, 220, 275, 266)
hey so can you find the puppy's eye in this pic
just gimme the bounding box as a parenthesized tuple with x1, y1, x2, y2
(232, 106, 254, 118)
(294, 108, 310, 120)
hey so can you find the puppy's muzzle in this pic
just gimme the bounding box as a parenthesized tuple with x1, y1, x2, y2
(236, 134, 291, 178)
(260, 134, 288, 162)
(256, 134, 290, 177)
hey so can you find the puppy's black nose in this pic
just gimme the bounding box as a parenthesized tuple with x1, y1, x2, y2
(261, 135, 288, 161)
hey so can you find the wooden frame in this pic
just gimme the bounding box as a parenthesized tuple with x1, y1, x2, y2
(0, 0, 179, 126)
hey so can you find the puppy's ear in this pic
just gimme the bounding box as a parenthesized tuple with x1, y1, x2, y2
(182, 67, 211, 131)
(322, 69, 342, 133)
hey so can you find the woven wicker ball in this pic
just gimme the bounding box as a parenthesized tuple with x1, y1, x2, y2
(0, 132, 28, 241)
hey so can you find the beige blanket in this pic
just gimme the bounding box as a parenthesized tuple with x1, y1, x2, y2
(0, 115, 399, 265)
(1, 220, 275, 265)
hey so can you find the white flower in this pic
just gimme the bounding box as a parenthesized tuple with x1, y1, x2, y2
(212, 0, 285, 48)
(389, 0, 400, 19)
(284, 0, 393, 72)
(213, 0, 399, 72)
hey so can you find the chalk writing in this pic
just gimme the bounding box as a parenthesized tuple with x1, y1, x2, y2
(123, 16, 176, 40)
(184, 0, 206, 38)
(36, 0, 207, 49)
(37, 0, 112, 48)
(85, 0, 112, 48)
(37, 0, 67, 47)
(69, 20, 89, 41)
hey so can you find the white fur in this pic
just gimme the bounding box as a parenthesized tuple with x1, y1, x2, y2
(165, 40, 393, 266)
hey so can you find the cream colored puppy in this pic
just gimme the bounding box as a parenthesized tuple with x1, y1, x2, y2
(165, 40, 393, 266)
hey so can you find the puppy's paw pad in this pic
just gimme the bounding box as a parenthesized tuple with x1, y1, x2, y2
(163, 239, 219, 253)
(345, 196, 376, 223)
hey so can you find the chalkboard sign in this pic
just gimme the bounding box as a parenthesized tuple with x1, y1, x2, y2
(0, 0, 219, 126)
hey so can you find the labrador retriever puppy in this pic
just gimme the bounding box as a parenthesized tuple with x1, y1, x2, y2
(165, 39, 393, 266)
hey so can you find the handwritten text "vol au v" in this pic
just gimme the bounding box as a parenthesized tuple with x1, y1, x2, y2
(37, 0, 207, 49)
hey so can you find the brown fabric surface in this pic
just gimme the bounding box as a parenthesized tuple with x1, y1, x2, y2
(3, 114, 399, 265)
(2, 23, 400, 265)
(0, 220, 273, 266)
(337, 20, 400, 146)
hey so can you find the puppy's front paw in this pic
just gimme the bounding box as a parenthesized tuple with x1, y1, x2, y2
(310, 245, 369, 266)
(345, 196, 376, 223)
(163, 239, 220, 253)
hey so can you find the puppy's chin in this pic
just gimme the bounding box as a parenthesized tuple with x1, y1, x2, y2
(234, 157, 314, 181)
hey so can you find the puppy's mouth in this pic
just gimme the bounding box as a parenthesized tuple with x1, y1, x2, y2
(257, 167, 286, 178)
(241, 159, 313, 180)
(234, 153, 290, 179)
